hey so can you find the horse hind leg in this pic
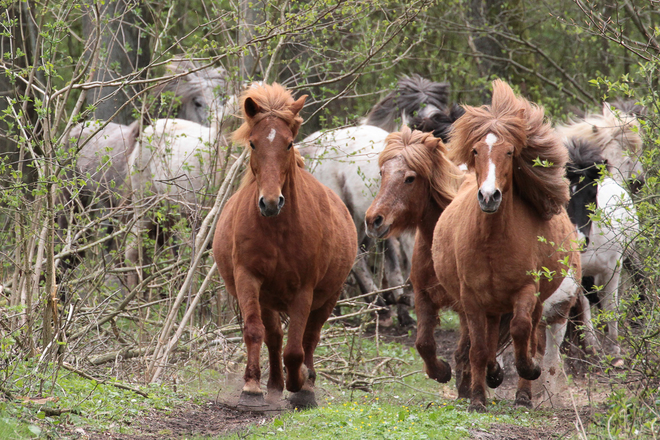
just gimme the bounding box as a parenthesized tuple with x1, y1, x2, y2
(261, 308, 284, 405)
(383, 238, 415, 327)
(454, 313, 472, 399)
(290, 292, 341, 409)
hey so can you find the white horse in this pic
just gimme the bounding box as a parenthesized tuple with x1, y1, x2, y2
(556, 102, 644, 187)
(566, 138, 639, 367)
(298, 75, 454, 326)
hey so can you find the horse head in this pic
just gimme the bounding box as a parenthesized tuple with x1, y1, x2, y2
(234, 83, 307, 217)
(366, 126, 460, 238)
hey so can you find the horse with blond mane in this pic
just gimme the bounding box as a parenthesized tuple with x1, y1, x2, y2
(212, 84, 357, 409)
(430, 80, 581, 411)
(366, 125, 581, 407)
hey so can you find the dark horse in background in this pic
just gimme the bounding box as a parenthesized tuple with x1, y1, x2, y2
(213, 83, 357, 410)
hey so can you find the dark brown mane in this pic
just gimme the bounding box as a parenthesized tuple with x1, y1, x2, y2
(379, 126, 463, 210)
(233, 83, 306, 189)
(450, 80, 569, 219)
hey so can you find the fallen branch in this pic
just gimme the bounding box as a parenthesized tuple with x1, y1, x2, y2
(62, 363, 148, 398)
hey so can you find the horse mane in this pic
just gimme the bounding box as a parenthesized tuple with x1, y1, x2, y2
(234, 83, 306, 189)
(450, 79, 569, 219)
(556, 103, 643, 180)
(565, 137, 606, 172)
(409, 104, 465, 143)
(380, 126, 463, 210)
(366, 75, 450, 132)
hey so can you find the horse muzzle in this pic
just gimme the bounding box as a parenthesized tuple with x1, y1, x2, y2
(259, 195, 285, 217)
(477, 188, 502, 213)
(365, 214, 391, 239)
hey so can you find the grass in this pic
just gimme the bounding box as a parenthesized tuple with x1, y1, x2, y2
(226, 396, 535, 440)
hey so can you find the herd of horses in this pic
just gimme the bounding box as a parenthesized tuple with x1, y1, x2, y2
(60, 61, 645, 412)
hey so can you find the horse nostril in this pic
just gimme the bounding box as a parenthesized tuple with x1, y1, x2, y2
(278, 195, 285, 210)
(374, 215, 384, 229)
(477, 190, 485, 203)
(258, 196, 266, 211)
(584, 236, 590, 248)
(492, 189, 502, 202)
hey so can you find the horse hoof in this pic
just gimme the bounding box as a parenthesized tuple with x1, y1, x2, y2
(428, 360, 452, 383)
(468, 402, 487, 413)
(288, 390, 317, 410)
(514, 392, 533, 409)
(612, 357, 625, 368)
(486, 363, 504, 389)
(397, 311, 416, 328)
(517, 362, 541, 381)
(237, 391, 268, 411)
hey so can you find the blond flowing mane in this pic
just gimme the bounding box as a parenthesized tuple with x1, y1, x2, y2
(380, 126, 463, 210)
(450, 80, 569, 219)
(233, 83, 306, 188)
(555, 103, 643, 175)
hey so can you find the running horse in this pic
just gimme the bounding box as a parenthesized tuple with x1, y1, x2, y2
(365, 126, 582, 406)
(431, 80, 581, 411)
(213, 84, 357, 409)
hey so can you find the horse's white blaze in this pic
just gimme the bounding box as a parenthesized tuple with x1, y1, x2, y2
(481, 161, 497, 196)
(480, 133, 499, 198)
(267, 128, 276, 143)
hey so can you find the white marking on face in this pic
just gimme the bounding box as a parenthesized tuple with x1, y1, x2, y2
(480, 133, 499, 197)
(267, 128, 276, 143)
(485, 133, 498, 152)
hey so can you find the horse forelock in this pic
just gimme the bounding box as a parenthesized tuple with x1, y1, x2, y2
(566, 138, 605, 171)
(380, 126, 462, 210)
(232, 83, 304, 148)
(451, 80, 569, 219)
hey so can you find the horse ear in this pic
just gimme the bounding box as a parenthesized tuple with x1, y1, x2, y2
(602, 102, 614, 117)
(244, 97, 260, 118)
(291, 95, 307, 115)
(516, 108, 525, 120)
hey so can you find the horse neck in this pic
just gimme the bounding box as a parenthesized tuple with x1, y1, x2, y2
(417, 196, 443, 246)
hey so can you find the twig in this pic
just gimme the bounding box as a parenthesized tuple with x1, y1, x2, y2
(62, 363, 148, 398)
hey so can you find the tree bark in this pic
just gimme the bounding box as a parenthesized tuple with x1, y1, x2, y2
(82, 0, 151, 124)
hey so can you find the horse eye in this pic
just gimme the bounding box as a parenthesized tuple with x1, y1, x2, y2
(472, 149, 478, 155)
(405, 176, 415, 184)
(507, 151, 513, 157)
(287, 142, 293, 150)
(250, 141, 256, 150)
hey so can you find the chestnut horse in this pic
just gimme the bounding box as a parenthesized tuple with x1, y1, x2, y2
(366, 125, 582, 406)
(431, 80, 581, 411)
(212, 84, 357, 409)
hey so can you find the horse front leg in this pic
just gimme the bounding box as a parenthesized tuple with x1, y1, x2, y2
(414, 288, 452, 384)
(510, 285, 542, 382)
(261, 308, 284, 404)
(485, 314, 504, 389)
(283, 290, 313, 395)
(234, 268, 266, 408)
(599, 269, 623, 367)
(465, 305, 489, 412)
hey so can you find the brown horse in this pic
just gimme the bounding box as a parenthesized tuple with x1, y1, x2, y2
(212, 83, 357, 409)
(364, 127, 470, 387)
(431, 80, 580, 411)
(365, 125, 582, 407)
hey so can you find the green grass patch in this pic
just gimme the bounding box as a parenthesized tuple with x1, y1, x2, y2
(222, 396, 534, 439)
